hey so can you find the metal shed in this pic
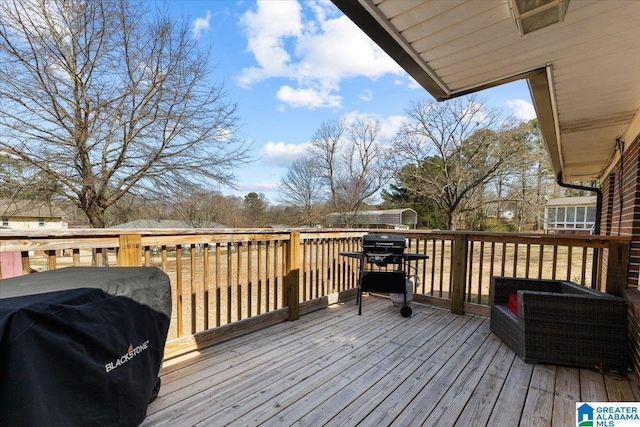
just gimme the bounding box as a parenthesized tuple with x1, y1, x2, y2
(326, 208, 418, 229)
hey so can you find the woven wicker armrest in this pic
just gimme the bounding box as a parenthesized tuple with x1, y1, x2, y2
(490, 276, 563, 306)
(519, 290, 626, 329)
(559, 281, 616, 297)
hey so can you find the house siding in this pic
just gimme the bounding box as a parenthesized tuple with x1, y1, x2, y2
(4, 217, 68, 230)
(0, 199, 68, 230)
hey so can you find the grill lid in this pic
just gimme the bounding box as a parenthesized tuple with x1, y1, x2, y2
(362, 234, 406, 253)
(362, 235, 406, 265)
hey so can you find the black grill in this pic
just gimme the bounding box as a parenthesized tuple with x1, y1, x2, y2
(361, 234, 406, 266)
(340, 234, 428, 317)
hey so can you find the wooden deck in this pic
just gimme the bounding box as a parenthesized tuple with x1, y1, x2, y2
(142, 296, 639, 427)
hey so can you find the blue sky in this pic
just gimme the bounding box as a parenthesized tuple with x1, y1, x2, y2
(165, 0, 536, 203)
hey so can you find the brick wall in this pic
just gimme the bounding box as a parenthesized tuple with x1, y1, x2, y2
(603, 173, 615, 236)
(604, 135, 640, 384)
(602, 136, 640, 286)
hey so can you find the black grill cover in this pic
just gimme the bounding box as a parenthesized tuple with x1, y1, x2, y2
(0, 267, 171, 427)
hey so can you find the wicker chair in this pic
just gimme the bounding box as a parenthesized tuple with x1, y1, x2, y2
(490, 277, 630, 372)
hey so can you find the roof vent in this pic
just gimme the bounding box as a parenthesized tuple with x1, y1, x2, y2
(508, 0, 570, 35)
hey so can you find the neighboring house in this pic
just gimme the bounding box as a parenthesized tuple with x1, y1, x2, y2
(544, 196, 597, 235)
(501, 210, 514, 220)
(0, 199, 68, 230)
(326, 209, 418, 229)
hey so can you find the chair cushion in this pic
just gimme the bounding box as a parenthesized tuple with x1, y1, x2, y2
(507, 293, 518, 315)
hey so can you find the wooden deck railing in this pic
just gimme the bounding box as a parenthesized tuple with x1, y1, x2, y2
(0, 228, 630, 358)
(383, 230, 630, 315)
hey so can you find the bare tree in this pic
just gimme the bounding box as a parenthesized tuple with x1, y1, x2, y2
(499, 120, 554, 231)
(308, 117, 391, 226)
(277, 156, 326, 226)
(167, 189, 243, 228)
(0, 0, 250, 227)
(392, 96, 521, 230)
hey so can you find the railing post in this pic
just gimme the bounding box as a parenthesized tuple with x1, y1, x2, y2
(285, 231, 300, 321)
(451, 233, 468, 314)
(603, 240, 629, 295)
(117, 234, 142, 267)
(21, 251, 31, 275)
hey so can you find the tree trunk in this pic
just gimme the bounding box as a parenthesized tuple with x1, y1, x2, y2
(448, 211, 456, 230)
(80, 196, 109, 266)
(79, 192, 108, 228)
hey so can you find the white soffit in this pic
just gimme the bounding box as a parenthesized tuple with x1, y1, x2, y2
(332, 0, 640, 182)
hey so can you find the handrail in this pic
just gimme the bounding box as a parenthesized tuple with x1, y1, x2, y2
(0, 228, 630, 358)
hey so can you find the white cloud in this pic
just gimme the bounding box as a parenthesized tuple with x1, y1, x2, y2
(260, 141, 309, 167)
(192, 11, 212, 39)
(237, 180, 280, 191)
(293, 15, 401, 83)
(237, 0, 403, 109)
(343, 111, 407, 139)
(277, 85, 342, 109)
(238, 1, 303, 86)
(506, 99, 536, 122)
(379, 115, 407, 139)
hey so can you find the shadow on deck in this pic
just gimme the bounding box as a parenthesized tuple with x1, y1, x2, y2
(142, 296, 639, 426)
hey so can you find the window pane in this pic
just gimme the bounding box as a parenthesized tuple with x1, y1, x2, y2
(586, 207, 596, 222)
(576, 207, 585, 222)
(556, 207, 565, 223)
(546, 208, 554, 221)
(567, 207, 575, 222)
(546, 208, 556, 227)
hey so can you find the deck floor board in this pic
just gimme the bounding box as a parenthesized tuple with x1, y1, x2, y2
(142, 296, 637, 427)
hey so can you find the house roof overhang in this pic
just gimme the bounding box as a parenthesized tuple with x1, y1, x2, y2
(331, 0, 640, 183)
